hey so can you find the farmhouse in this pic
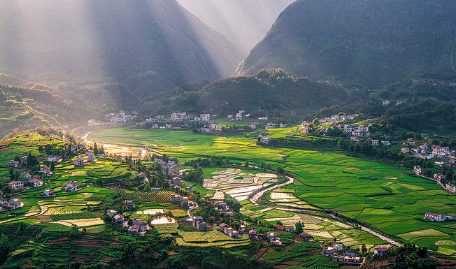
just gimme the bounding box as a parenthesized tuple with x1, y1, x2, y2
(8, 160, 20, 168)
(249, 229, 258, 240)
(8, 181, 24, 190)
(299, 232, 311, 242)
(401, 147, 410, 154)
(414, 166, 425, 175)
(322, 247, 335, 257)
(114, 214, 126, 226)
(43, 189, 55, 197)
(424, 212, 449, 222)
(219, 223, 229, 234)
(276, 225, 294, 232)
(332, 255, 361, 264)
(74, 156, 84, 166)
(106, 209, 118, 217)
(374, 247, 389, 256)
(124, 200, 135, 209)
(65, 181, 78, 192)
(270, 238, 282, 246)
(267, 231, 277, 241)
(434, 173, 446, 181)
(260, 136, 272, 144)
(30, 178, 43, 188)
(333, 244, 343, 251)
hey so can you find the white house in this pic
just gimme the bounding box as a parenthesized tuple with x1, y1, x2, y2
(260, 136, 272, 144)
(74, 156, 84, 166)
(88, 153, 95, 162)
(43, 189, 55, 197)
(30, 178, 43, 188)
(106, 209, 118, 217)
(8, 181, 24, 190)
(424, 212, 445, 222)
(8, 160, 20, 168)
(65, 181, 78, 192)
(401, 147, 410, 154)
(200, 114, 211, 121)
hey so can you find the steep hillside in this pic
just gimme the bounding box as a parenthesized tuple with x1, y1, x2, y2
(237, 0, 456, 88)
(176, 0, 296, 54)
(0, 0, 243, 97)
(139, 69, 351, 117)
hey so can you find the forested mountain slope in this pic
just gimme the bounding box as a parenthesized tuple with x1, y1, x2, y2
(237, 0, 456, 88)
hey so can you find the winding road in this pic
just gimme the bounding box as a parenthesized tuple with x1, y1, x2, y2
(249, 175, 403, 247)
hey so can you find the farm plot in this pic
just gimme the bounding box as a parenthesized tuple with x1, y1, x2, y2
(398, 229, 450, 241)
(53, 218, 105, 227)
(203, 169, 278, 201)
(117, 190, 174, 203)
(136, 209, 165, 215)
(50, 212, 96, 221)
(176, 229, 250, 248)
(263, 213, 387, 251)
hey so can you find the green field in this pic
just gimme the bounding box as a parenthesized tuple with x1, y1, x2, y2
(89, 127, 456, 255)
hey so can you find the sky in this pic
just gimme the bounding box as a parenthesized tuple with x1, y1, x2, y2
(176, 0, 296, 54)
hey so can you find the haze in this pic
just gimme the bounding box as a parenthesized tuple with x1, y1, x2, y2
(176, 0, 296, 54)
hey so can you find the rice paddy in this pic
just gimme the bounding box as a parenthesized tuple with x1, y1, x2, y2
(203, 168, 278, 201)
(86, 127, 456, 255)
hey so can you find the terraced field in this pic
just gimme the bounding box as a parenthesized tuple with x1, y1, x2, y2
(89, 127, 456, 255)
(203, 168, 278, 201)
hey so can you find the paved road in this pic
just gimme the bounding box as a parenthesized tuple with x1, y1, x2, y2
(249, 174, 403, 248)
(250, 176, 294, 205)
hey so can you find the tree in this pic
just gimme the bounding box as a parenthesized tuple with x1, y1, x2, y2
(50, 162, 55, 172)
(295, 222, 303, 234)
(14, 92, 22, 102)
(0, 234, 11, 263)
(277, 167, 285, 175)
(93, 143, 98, 155)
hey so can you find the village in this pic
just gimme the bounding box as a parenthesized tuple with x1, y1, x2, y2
(87, 110, 292, 135)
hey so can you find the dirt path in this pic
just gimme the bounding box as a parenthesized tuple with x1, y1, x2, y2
(249, 175, 403, 248)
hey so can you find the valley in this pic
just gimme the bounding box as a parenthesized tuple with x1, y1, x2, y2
(1, 0, 456, 268)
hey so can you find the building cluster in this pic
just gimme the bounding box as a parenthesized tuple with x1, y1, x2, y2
(267, 231, 282, 246)
(7, 156, 29, 168)
(321, 244, 362, 264)
(104, 111, 138, 125)
(198, 123, 223, 134)
(0, 198, 22, 211)
(170, 194, 189, 209)
(423, 212, 455, 222)
(137, 112, 216, 128)
(259, 134, 272, 144)
(299, 232, 315, 243)
(212, 200, 234, 217)
(227, 110, 250, 121)
(154, 159, 180, 176)
(324, 115, 355, 123)
(191, 216, 211, 231)
(219, 223, 240, 239)
(403, 142, 455, 163)
(106, 209, 150, 236)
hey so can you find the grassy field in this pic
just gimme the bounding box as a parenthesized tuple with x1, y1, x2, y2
(89, 127, 456, 255)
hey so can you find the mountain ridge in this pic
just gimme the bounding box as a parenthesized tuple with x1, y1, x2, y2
(237, 0, 456, 88)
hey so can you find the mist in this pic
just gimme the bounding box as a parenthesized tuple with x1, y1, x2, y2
(176, 0, 296, 54)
